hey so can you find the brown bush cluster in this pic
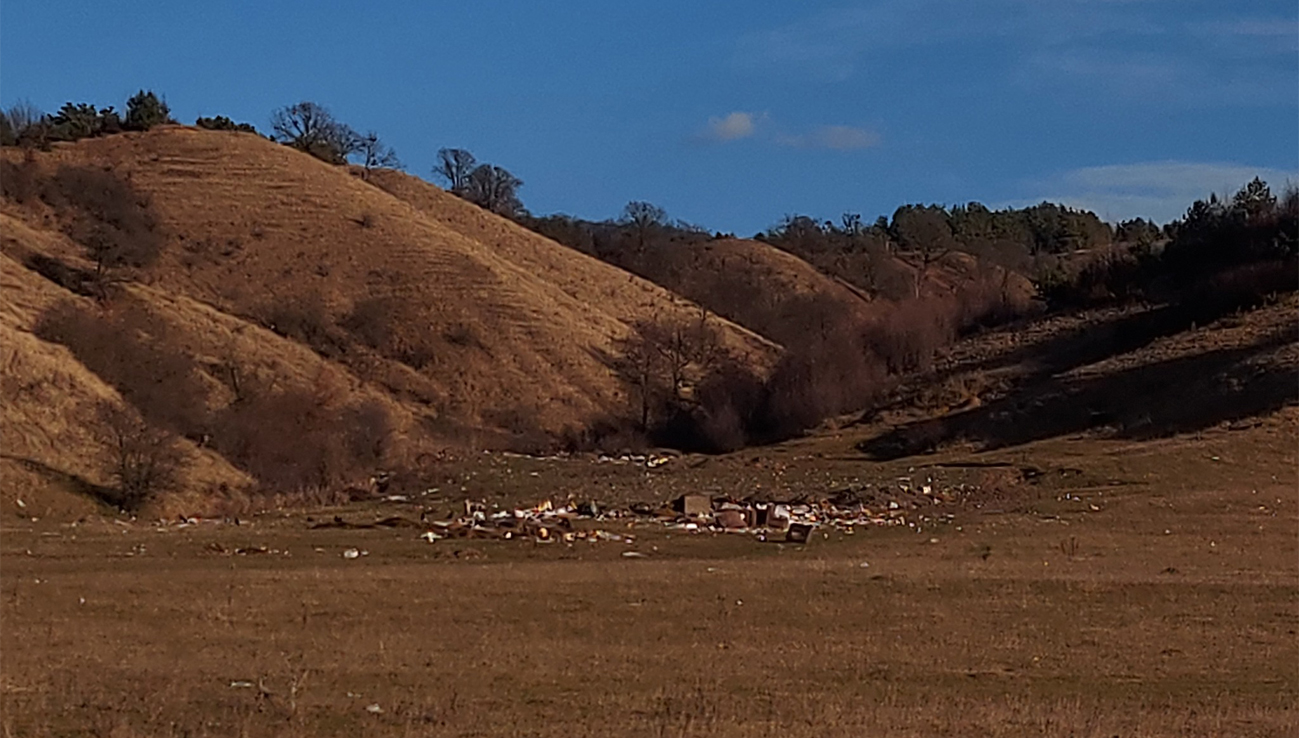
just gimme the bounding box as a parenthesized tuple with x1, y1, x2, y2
(36, 301, 212, 435)
(2, 160, 163, 290)
(214, 387, 393, 492)
(342, 296, 440, 368)
(629, 286, 1033, 453)
(36, 300, 397, 495)
(263, 293, 349, 359)
(95, 402, 186, 511)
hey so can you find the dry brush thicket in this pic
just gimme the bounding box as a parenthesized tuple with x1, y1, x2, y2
(34, 300, 396, 500)
(618, 276, 1037, 453)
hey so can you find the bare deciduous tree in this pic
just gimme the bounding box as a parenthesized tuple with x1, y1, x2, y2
(612, 325, 665, 431)
(463, 164, 524, 216)
(46, 166, 163, 295)
(612, 311, 724, 430)
(270, 102, 359, 164)
(434, 148, 477, 193)
(97, 402, 185, 511)
(620, 201, 668, 253)
(355, 131, 401, 176)
(902, 242, 952, 299)
(2, 100, 45, 146)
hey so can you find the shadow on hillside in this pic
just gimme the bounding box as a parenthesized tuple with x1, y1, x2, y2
(860, 325, 1298, 460)
(963, 303, 1225, 382)
(0, 454, 118, 508)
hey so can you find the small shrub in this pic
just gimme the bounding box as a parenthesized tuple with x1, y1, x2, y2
(757, 325, 889, 441)
(559, 417, 647, 455)
(124, 90, 171, 131)
(483, 407, 553, 454)
(195, 115, 258, 134)
(443, 322, 482, 348)
(342, 297, 437, 368)
(341, 398, 395, 467)
(36, 301, 212, 436)
(1179, 258, 1298, 321)
(264, 294, 348, 358)
(864, 299, 955, 374)
(22, 253, 99, 298)
(97, 402, 185, 511)
(212, 386, 395, 492)
(1, 100, 45, 147)
(1035, 250, 1150, 311)
(0, 157, 40, 203)
(44, 165, 163, 285)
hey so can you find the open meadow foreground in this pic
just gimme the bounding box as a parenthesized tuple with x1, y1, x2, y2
(2, 2, 1298, 735)
(3, 413, 1297, 737)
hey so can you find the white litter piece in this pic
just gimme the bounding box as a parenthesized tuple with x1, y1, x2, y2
(366, 703, 384, 714)
(342, 548, 361, 559)
(621, 551, 647, 558)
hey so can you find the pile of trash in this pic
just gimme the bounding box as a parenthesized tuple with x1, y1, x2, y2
(412, 474, 966, 546)
(418, 499, 637, 544)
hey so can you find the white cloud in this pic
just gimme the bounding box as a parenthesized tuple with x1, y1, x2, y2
(703, 111, 759, 141)
(777, 125, 881, 151)
(695, 113, 880, 151)
(1014, 161, 1298, 223)
(735, 3, 1295, 105)
(1192, 17, 1299, 41)
(732, 2, 978, 81)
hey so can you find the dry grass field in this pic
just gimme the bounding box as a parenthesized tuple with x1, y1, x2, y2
(3, 406, 1295, 737)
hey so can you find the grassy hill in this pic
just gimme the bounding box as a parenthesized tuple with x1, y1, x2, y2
(0, 126, 778, 512)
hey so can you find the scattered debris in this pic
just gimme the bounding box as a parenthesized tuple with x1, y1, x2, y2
(311, 515, 419, 530)
(786, 523, 812, 543)
(675, 494, 712, 517)
(716, 509, 748, 529)
(342, 548, 361, 560)
(204, 542, 288, 556)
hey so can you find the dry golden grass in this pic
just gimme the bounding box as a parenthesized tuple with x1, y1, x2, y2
(366, 173, 874, 346)
(0, 128, 773, 441)
(365, 171, 774, 357)
(2, 406, 1295, 737)
(0, 127, 787, 515)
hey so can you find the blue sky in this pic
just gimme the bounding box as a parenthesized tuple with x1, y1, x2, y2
(2, 1, 1295, 233)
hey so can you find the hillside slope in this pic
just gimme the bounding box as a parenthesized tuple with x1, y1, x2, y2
(0, 249, 252, 516)
(1, 127, 773, 422)
(0, 127, 779, 510)
(369, 167, 875, 346)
